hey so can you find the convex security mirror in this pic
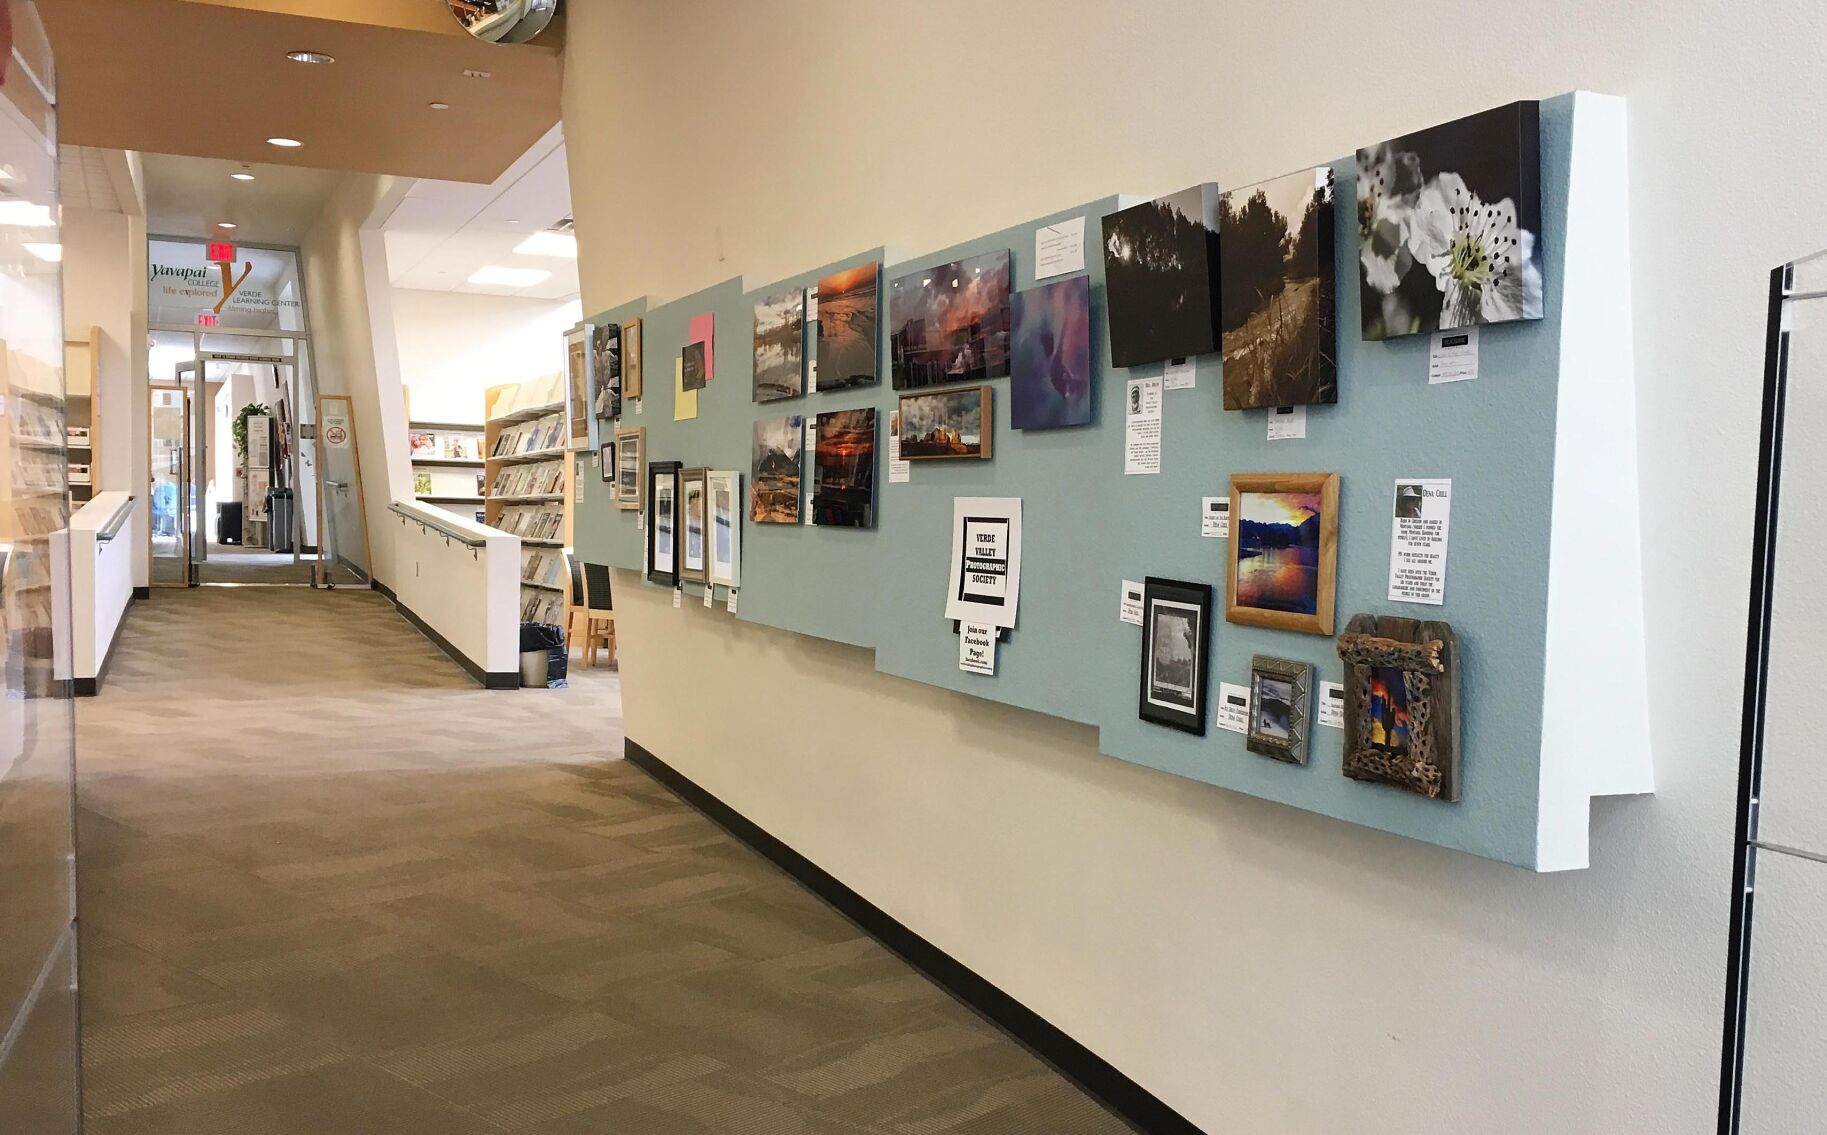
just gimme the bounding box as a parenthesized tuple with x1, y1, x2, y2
(446, 0, 557, 45)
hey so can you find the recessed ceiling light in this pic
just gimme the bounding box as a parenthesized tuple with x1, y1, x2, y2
(286, 50, 335, 64)
(22, 242, 60, 262)
(217, 222, 238, 230)
(231, 171, 256, 181)
(462, 69, 491, 79)
(512, 230, 577, 259)
(0, 201, 55, 227)
(429, 101, 450, 111)
(267, 137, 303, 148)
(468, 265, 550, 288)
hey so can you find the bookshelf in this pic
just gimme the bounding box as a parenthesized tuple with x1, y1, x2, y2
(485, 374, 571, 625)
(408, 419, 486, 524)
(63, 326, 98, 507)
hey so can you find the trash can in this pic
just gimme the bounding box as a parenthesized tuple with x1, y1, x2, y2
(267, 488, 295, 554)
(216, 501, 243, 545)
(519, 622, 567, 688)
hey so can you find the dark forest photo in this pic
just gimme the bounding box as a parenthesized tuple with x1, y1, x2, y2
(816, 263, 880, 390)
(1219, 167, 1335, 410)
(889, 250, 1010, 389)
(1100, 184, 1221, 367)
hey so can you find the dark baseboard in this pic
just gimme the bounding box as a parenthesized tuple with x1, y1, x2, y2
(371, 577, 397, 602)
(386, 588, 516, 691)
(132, 586, 150, 600)
(623, 739, 1201, 1135)
(75, 588, 140, 698)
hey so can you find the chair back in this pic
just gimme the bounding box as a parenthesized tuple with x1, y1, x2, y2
(583, 562, 613, 617)
(566, 552, 585, 606)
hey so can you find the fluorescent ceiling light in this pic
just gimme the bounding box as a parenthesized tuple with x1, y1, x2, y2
(267, 137, 303, 148)
(468, 265, 550, 288)
(217, 222, 238, 230)
(512, 230, 577, 259)
(429, 101, 451, 111)
(22, 243, 60, 262)
(0, 201, 54, 227)
(286, 50, 335, 64)
(232, 171, 255, 181)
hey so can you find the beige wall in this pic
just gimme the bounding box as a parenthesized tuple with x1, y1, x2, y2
(392, 287, 581, 426)
(561, 2, 1815, 1130)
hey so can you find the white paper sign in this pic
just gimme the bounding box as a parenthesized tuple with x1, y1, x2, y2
(672, 587, 682, 608)
(805, 491, 815, 524)
(1119, 579, 1144, 625)
(1124, 378, 1163, 475)
(1216, 681, 1251, 734)
(945, 497, 1022, 629)
(637, 511, 645, 531)
(1267, 405, 1307, 440)
(634, 398, 643, 416)
(1429, 327, 1479, 384)
(702, 586, 714, 608)
(1034, 216, 1087, 279)
(1201, 496, 1230, 538)
(1388, 478, 1453, 604)
(960, 622, 997, 676)
(1163, 357, 1197, 390)
(727, 588, 739, 615)
(1318, 680, 1346, 729)
(888, 410, 910, 483)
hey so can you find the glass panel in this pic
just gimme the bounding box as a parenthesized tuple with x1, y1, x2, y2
(1740, 852, 1827, 1133)
(149, 384, 188, 585)
(315, 396, 369, 586)
(148, 239, 306, 332)
(0, 1, 80, 1129)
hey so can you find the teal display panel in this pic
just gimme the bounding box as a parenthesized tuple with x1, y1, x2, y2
(575, 94, 1593, 867)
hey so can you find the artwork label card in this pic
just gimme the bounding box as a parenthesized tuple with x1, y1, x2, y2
(702, 586, 714, 609)
(888, 410, 910, 483)
(1318, 680, 1346, 729)
(727, 588, 739, 615)
(637, 511, 644, 530)
(1216, 681, 1251, 734)
(945, 497, 1023, 629)
(1388, 478, 1453, 604)
(1119, 580, 1144, 626)
(672, 588, 682, 609)
(1201, 496, 1230, 538)
(1034, 216, 1086, 279)
(1428, 328, 1479, 384)
(1267, 405, 1307, 440)
(960, 622, 998, 676)
(1163, 357, 1196, 390)
(1124, 377, 1163, 475)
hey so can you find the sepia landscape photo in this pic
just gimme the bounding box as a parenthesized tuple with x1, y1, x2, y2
(889, 250, 1011, 389)
(898, 386, 990, 460)
(816, 263, 880, 390)
(813, 408, 876, 527)
(753, 288, 805, 402)
(1220, 167, 1336, 410)
(751, 415, 803, 524)
(1100, 184, 1221, 367)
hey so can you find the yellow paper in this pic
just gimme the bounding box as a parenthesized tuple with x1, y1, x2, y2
(674, 356, 697, 421)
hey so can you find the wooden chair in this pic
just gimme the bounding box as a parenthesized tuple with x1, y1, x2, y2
(565, 554, 616, 668)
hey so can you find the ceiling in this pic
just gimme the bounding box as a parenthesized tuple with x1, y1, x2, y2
(59, 145, 126, 212)
(142, 153, 342, 244)
(382, 125, 578, 301)
(38, 0, 562, 184)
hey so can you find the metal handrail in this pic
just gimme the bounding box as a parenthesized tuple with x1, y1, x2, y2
(388, 501, 487, 548)
(95, 495, 137, 543)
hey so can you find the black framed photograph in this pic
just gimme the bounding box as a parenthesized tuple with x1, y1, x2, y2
(1247, 655, 1313, 765)
(599, 440, 614, 482)
(1138, 577, 1213, 734)
(645, 461, 681, 586)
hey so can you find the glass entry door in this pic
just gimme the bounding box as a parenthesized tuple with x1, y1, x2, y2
(148, 383, 189, 586)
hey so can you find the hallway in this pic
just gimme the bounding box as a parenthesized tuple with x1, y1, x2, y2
(74, 588, 1133, 1134)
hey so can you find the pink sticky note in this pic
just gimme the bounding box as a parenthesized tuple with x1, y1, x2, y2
(689, 313, 715, 381)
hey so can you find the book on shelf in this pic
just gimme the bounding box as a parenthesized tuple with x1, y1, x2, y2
(520, 587, 565, 625)
(520, 547, 568, 590)
(490, 460, 563, 498)
(489, 413, 563, 458)
(494, 504, 564, 541)
(414, 471, 433, 495)
(409, 432, 438, 458)
(442, 435, 480, 460)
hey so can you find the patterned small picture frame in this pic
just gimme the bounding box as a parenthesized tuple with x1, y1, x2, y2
(1246, 655, 1313, 765)
(1337, 614, 1461, 801)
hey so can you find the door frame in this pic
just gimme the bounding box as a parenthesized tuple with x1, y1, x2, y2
(146, 381, 191, 589)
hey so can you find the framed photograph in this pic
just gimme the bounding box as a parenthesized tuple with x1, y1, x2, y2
(812, 408, 876, 527)
(751, 415, 802, 524)
(1100, 184, 1221, 367)
(897, 385, 991, 460)
(680, 466, 709, 585)
(1227, 473, 1339, 635)
(1220, 167, 1336, 410)
(815, 262, 880, 391)
(1337, 615, 1461, 800)
(599, 440, 614, 482)
(753, 288, 805, 402)
(1138, 577, 1213, 734)
(1010, 274, 1093, 430)
(682, 340, 708, 392)
(645, 461, 681, 586)
(1247, 655, 1314, 764)
(564, 324, 591, 450)
(614, 426, 645, 511)
(622, 318, 644, 400)
(889, 249, 1011, 389)
(591, 320, 623, 422)
(707, 469, 741, 588)
(1358, 100, 1542, 341)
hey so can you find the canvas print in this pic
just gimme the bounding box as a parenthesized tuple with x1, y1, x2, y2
(816, 263, 879, 391)
(1009, 275, 1093, 430)
(591, 320, 623, 420)
(889, 249, 1011, 390)
(751, 416, 802, 524)
(1100, 184, 1221, 367)
(753, 288, 805, 402)
(812, 408, 876, 527)
(622, 318, 644, 399)
(1220, 167, 1337, 410)
(1338, 614, 1461, 800)
(682, 340, 708, 392)
(1357, 100, 1542, 340)
(898, 386, 991, 460)
(1137, 577, 1212, 734)
(1227, 473, 1339, 635)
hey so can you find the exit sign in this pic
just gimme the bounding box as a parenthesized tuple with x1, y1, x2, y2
(207, 242, 236, 263)
(196, 313, 219, 327)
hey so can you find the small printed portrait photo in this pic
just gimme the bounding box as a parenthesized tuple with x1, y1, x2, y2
(1395, 483, 1425, 518)
(1129, 385, 1143, 414)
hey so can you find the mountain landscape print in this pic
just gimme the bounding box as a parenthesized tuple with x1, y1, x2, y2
(898, 386, 990, 459)
(1234, 489, 1323, 615)
(816, 263, 880, 391)
(889, 250, 1011, 389)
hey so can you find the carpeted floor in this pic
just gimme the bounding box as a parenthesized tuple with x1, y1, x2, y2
(75, 587, 1134, 1134)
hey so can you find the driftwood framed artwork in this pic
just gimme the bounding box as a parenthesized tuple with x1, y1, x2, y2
(1138, 577, 1213, 734)
(1227, 472, 1339, 635)
(1337, 614, 1461, 801)
(1247, 655, 1313, 765)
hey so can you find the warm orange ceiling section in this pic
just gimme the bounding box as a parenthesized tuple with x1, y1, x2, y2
(40, 0, 562, 184)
